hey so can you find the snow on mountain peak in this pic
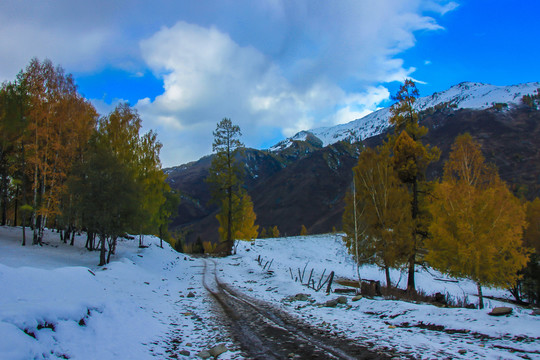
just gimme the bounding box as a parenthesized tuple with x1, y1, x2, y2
(271, 81, 540, 151)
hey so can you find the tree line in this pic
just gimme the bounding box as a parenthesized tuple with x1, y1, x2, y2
(343, 80, 539, 307)
(0, 58, 178, 265)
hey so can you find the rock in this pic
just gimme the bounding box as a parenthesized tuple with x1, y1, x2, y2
(179, 349, 190, 356)
(324, 299, 339, 307)
(324, 296, 347, 307)
(197, 350, 211, 359)
(458, 349, 467, 355)
(208, 343, 228, 358)
(185, 343, 192, 347)
(187, 291, 195, 298)
(488, 307, 513, 316)
(294, 293, 310, 301)
(352, 295, 363, 302)
(434, 292, 446, 304)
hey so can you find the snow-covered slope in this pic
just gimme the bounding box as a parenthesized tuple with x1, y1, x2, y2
(0, 227, 239, 360)
(271, 81, 540, 151)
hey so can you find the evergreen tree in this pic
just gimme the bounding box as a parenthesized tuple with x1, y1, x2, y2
(206, 118, 244, 254)
(388, 79, 440, 293)
(0, 81, 27, 227)
(520, 198, 540, 304)
(427, 134, 530, 308)
(68, 136, 140, 265)
(98, 103, 167, 245)
(157, 188, 180, 248)
(300, 225, 308, 236)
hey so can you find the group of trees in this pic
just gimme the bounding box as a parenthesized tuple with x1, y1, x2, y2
(343, 80, 537, 307)
(206, 118, 259, 255)
(0, 58, 178, 265)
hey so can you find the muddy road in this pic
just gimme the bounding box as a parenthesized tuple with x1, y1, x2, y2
(202, 259, 393, 359)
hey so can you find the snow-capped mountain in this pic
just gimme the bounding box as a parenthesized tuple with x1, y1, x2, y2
(271, 81, 540, 151)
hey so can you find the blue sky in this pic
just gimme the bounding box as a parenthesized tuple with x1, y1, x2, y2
(1, 0, 538, 167)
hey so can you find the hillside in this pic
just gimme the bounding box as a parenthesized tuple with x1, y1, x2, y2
(165, 82, 540, 244)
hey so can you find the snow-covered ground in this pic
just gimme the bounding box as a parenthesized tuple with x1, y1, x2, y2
(0, 226, 239, 360)
(216, 235, 540, 359)
(1, 227, 539, 359)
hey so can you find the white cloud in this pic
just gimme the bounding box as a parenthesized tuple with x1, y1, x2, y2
(136, 21, 363, 164)
(0, 0, 459, 166)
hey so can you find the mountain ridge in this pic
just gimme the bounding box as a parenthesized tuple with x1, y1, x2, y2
(270, 81, 540, 152)
(164, 81, 540, 244)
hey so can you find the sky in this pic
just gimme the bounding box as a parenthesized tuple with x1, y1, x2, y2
(1, 0, 539, 167)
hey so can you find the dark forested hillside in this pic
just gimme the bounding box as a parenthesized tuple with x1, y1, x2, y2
(166, 105, 540, 244)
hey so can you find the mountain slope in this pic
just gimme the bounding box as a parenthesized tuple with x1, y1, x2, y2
(272, 82, 540, 151)
(165, 82, 540, 244)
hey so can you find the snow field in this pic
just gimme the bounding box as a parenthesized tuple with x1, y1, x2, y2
(1, 226, 539, 359)
(0, 226, 239, 360)
(216, 235, 540, 359)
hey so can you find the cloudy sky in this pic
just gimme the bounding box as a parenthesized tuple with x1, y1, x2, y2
(1, 0, 539, 167)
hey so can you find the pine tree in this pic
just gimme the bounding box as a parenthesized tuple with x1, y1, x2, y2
(98, 104, 167, 246)
(207, 118, 244, 254)
(300, 225, 308, 236)
(157, 188, 180, 248)
(0, 81, 27, 227)
(388, 79, 440, 293)
(427, 134, 530, 308)
(68, 136, 140, 265)
(520, 198, 540, 304)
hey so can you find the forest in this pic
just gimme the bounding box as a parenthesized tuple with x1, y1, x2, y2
(0, 58, 178, 266)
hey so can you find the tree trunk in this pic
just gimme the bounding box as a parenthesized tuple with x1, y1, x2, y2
(70, 229, 75, 246)
(407, 254, 416, 293)
(385, 266, 392, 289)
(227, 186, 233, 255)
(98, 234, 107, 266)
(106, 237, 116, 264)
(13, 183, 19, 227)
(86, 231, 95, 250)
(20, 141, 27, 246)
(1, 174, 7, 226)
(476, 282, 484, 309)
(407, 178, 419, 293)
(21, 213, 26, 246)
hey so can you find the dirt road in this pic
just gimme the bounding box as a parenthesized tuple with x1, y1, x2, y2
(202, 259, 393, 359)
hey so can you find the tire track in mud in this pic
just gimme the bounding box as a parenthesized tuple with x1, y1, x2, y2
(202, 259, 392, 359)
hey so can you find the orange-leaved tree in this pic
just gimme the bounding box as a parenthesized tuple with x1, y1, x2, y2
(427, 133, 530, 309)
(342, 146, 412, 288)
